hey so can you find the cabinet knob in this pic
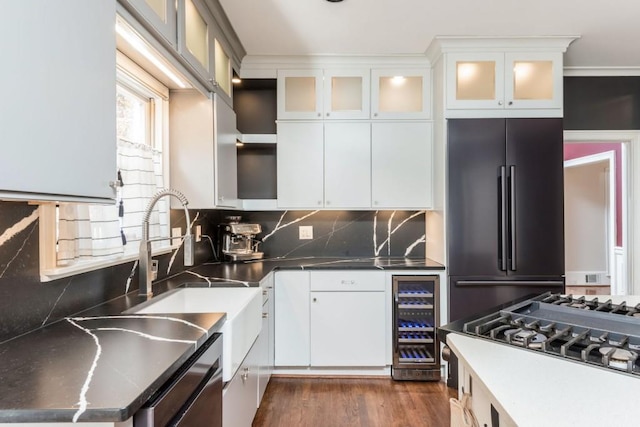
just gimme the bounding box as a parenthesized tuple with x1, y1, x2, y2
(374, 112, 378, 117)
(262, 290, 268, 295)
(498, 100, 503, 106)
(326, 200, 331, 205)
(262, 312, 268, 318)
(318, 201, 322, 205)
(241, 367, 249, 382)
(326, 113, 330, 117)
(508, 101, 513, 106)
(313, 297, 317, 302)
(374, 200, 378, 205)
(317, 112, 322, 117)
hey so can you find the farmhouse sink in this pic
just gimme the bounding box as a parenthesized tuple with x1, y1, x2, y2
(126, 287, 262, 382)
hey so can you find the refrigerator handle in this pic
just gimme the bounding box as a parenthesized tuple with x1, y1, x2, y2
(509, 165, 517, 271)
(499, 166, 508, 271)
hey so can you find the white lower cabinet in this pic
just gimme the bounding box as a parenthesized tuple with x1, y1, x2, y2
(223, 338, 259, 427)
(310, 291, 386, 366)
(275, 271, 387, 369)
(257, 275, 274, 405)
(274, 271, 311, 366)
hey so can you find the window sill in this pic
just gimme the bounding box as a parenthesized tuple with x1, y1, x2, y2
(40, 245, 177, 282)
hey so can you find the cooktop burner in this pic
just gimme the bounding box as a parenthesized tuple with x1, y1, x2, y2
(453, 293, 640, 378)
(504, 328, 547, 349)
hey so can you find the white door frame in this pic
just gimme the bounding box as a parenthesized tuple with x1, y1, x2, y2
(564, 151, 616, 291)
(564, 130, 639, 295)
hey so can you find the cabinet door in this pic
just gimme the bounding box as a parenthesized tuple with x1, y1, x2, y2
(223, 340, 259, 427)
(178, 0, 215, 89)
(169, 90, 215, 209)
(371, 68, 431, 119)
(214, 95, 238, 208)
(504, 52, 563, 110)
(257, 301, 269, 406)
(323, 69, 370, 119)
(277, 69, 323, 119)
(120, 0, 177, 46)
(214, 38, 232, 103)
(324, 123, 371, 209)
(277, 122, 324, 208)
(371, 122, 433, 209)
(274, 272, 310, 366)
(310, 291, 386, 366)
(0, 1, 116, 202)
(446, 53, 504, 110)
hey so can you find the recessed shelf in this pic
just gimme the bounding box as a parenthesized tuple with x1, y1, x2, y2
(238, 134, 277, 144)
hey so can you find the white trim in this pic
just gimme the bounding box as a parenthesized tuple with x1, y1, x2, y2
(40, 244, 178, 283)
(564, 66, 640, 77)
(238, 134, 277, 144)
(564, 130, 638, 295)
(563, 150, 616, 291)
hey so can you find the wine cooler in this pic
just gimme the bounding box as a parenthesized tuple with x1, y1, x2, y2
(392, 275, 441, 381)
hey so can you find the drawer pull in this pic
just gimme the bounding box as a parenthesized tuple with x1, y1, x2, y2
(262, 312, 268, 318)
(341, 280, 356, 285)
(241, 367, 249, 382)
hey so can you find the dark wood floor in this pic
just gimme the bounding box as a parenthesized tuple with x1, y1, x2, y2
(253, 376, 457, 427)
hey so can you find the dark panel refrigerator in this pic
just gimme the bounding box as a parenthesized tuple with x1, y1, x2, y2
(447, 118, 565, 323)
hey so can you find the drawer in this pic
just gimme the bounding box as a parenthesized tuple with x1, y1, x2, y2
(310, 271, 384, 291)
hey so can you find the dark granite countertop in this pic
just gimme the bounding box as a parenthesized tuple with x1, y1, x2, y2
(0, 256, 443, 423)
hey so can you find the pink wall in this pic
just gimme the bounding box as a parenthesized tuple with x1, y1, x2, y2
(564, 143, 623, 246)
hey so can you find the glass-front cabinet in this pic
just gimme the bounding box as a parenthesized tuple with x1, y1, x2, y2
(178, 0, 215, 89)
(323, 69, 370, 119)
(277, 70, 323, 119)
(446, 52, 562, 110)
(371, 68, 431, 119)
(120, 0, 177, 46)
(277, 69, 371, 119)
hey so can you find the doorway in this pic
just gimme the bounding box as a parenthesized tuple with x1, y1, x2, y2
(563, 133, 631, 295)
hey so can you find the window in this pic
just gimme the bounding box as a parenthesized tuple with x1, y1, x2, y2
(39, 52, 172, 280)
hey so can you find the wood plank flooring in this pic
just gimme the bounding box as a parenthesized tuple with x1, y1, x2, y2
(252, 376, 457, 427)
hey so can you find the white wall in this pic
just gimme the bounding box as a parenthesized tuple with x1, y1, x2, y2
(564, 161, 608, 274)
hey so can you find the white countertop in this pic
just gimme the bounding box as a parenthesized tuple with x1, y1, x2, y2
(447, 295, 640, 427)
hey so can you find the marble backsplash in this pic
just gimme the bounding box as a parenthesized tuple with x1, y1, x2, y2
(0, 201, 426, 344)
(225, 210, 426, 259)
(0, 201, 215, 344)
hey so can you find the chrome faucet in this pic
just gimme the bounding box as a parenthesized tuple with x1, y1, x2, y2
(139, 189, 195, 297)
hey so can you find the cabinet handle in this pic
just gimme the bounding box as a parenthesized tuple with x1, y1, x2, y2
(263, 289, 268, 295)
(241, 367, 249, 382)
(341, 280, 356, 285)
(262, 312, 268, 318)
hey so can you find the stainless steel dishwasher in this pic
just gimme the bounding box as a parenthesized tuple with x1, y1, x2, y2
(134, 333, 223, 427)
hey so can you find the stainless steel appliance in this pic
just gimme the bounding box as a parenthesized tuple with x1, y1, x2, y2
(134, 333, 223, 426)
(392, 275, 441, 381)
(219, 216, 264, 262)
(439, 292, 640, 378)
(447, 118, 565, 322)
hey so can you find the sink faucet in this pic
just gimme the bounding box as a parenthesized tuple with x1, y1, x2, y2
(139, 189, 195, 297)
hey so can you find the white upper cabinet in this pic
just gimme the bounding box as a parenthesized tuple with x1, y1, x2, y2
(277, 122, 325, 208)
(178, 0, 215, 89)
(324, 122, 371, 208)
(371, 122, 433, 209)
(119, 0, 177, 46)
(429, 36, 578, 118)
(278, 69, 370, 119)
(169, 91, 238, 209)
(371, 68, 431, 119)
(446, 52, 562, 111)
(323, 69, 370, 119)
(0, 1, 116, 202)
(277, 69, 324, 119)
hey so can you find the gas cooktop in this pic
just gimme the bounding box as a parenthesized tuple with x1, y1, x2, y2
(440, 293, 640, 378)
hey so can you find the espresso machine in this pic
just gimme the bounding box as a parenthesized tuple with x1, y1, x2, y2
(219, 216, 264, 262)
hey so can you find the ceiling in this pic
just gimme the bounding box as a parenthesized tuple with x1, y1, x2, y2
(218, 0, 640, 69)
